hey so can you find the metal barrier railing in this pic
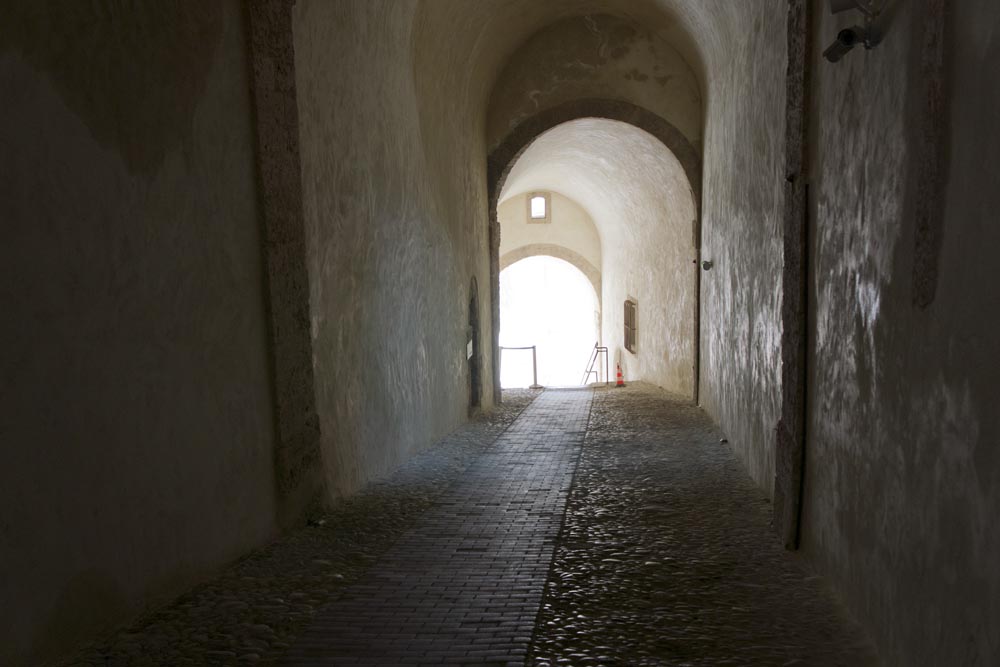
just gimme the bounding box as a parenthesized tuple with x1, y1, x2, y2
(499, 345, 543, 389)
(581, 342, 609, 386)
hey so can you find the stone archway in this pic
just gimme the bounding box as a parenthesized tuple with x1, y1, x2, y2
(468, 276, 482, 411)
(486, 99, 702, 404)
(500, 244, 601, 299)
(500, 247, 604, 367)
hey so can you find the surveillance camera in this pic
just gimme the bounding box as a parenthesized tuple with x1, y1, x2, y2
(823, 26, 865, 62)
(824, 0, 883, 63)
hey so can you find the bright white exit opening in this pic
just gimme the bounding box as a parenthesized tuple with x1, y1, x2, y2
(529, 195, 546, 218)
(499, 255, 599, 387)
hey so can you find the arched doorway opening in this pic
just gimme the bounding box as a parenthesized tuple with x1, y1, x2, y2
(468, 277, 481, 411)
(488, 106, 701, 401)
(500, 256, 600, 387)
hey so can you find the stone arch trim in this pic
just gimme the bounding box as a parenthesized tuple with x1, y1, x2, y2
(487, 98, 702, 211)
(486, 99, 703, 403)
(468, 276, 482, 411)
(246, 0, 323, 527)
(500, 245, 602, 300)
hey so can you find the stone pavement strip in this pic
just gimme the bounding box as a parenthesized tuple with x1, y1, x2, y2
(62, 391, 541, 667)
(280, 389, 593, 666)
(63, 385, 877, 666)
(528, 385, 878, 667)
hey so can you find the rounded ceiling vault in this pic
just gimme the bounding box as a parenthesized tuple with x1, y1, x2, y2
(410, 0, 761, 144)
(500, 118, 695, 249)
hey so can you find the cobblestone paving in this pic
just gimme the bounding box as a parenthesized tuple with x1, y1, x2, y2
(527, 384, 879, 667)
(61, 391, 539, 667)
(61, 384, 879, 667)
(281, 389, 593, 666)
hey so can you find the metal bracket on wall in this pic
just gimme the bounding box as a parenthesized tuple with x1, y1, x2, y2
(823, 0, 886, 62)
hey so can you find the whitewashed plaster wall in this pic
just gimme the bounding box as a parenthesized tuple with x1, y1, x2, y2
(800, 2, 1000, 665)
(0, 3, 278, 664)
(292, 0, 495, 498)
(695, 1, 787, 497)
(502, 120, 697, 397)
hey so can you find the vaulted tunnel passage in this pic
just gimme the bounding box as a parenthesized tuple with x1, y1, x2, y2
(496, 118, 698, 395)
(2, 1, 999, 665)
(499, 255, 600, 387)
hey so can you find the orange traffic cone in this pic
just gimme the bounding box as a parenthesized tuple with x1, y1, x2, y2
(616, 362, 625, 387)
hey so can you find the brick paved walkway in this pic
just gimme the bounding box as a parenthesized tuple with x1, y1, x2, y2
(62, 386, 876, 666)
(281, 389, 593, 666)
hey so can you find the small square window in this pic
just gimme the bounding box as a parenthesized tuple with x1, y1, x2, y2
(530, 196, 546, 218)
(527, 192, 550, 223)
(624, 299, 637, 353)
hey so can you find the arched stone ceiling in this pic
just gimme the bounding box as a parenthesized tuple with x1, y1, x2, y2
(410, 0, 755, 143)
(499, 118, 695, 249)
(485, 14, 703, 152)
